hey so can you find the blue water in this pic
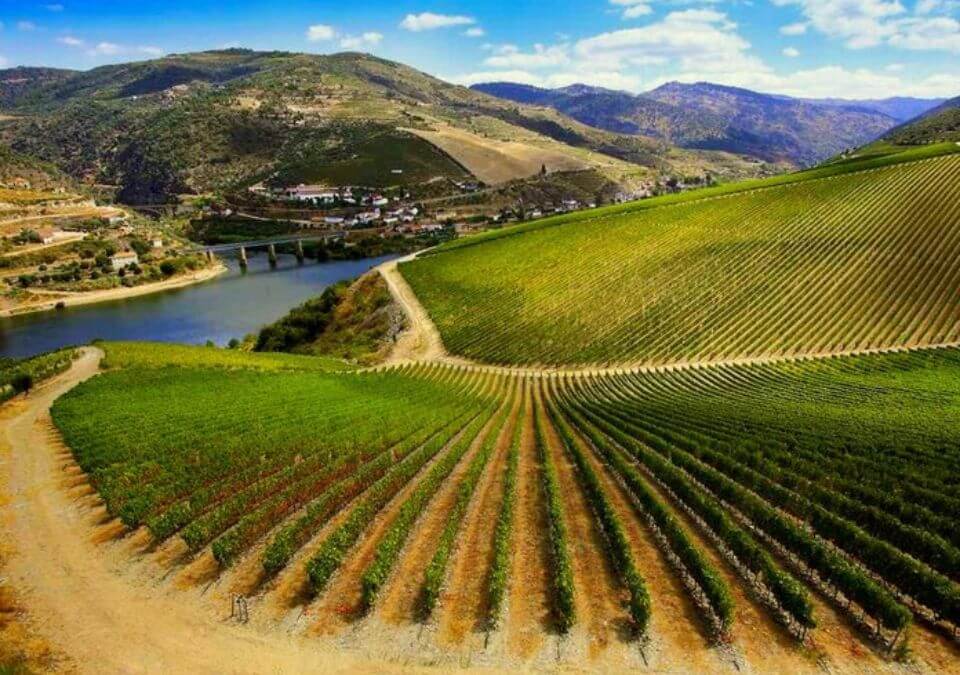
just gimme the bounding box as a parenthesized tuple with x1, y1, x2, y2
(0, 253, 398, 358)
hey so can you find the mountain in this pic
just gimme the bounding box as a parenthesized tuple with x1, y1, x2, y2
(0, 51, 767, 204)
(882, 96, 960, 145)
(473, 80, 907, 166)
(0, 66, 77, 108)
(801, 96, 944, 123)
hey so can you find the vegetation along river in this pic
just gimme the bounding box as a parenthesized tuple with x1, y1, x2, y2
(0, 253, 398, 358)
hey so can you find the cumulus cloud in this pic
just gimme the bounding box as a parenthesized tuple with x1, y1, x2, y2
(306, 24, 336, 42)
(775, 0, 960, 51)
(483, 43, 570, 69)
(340, 32, 384, 49)
(782, 46, 801, 56)
(449, 68, 642, 91)
(400, 12, 475, 32)
(57, 35, 84, 47)
(464, 27, 486, 37)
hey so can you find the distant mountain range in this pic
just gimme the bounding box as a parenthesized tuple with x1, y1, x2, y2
(882, 95, 960, 145)
(471, 81, 946, 166)
(0, 51, 774, 204)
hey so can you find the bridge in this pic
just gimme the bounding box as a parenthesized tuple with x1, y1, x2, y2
(192, 232, 346, 268)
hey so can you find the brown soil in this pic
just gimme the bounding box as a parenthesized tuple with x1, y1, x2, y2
(562, 409, 725, 672)
(535, 391, 634, 662)
(308, 419, 482, 635)
(504, 384, 553, 659)
(437, 387, 522, 646)
(376, 403, 504, 625)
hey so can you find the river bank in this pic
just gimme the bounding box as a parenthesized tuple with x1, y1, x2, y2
(0, 263, 228, 318)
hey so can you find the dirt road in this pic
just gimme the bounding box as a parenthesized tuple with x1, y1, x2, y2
(0, 348, 461, 674)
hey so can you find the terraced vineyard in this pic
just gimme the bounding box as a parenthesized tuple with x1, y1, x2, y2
(402, 150, 960, 366)
(45, 342, 960, 671)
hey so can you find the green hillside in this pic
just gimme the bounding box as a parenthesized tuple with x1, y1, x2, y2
(0, 51, 762, 204)
(402, 148, 960, 366)
(883, 96, 960, 145)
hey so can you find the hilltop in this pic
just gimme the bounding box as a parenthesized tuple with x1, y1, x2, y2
(472, 81, 940, 166)
(882, 95, 960, 145)
(401, 144, 960, 366)
(0, 51, 766, 205)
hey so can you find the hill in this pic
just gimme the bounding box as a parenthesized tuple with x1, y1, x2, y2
(801, 95, 943, 122)
(473, 81, 904, 166)
(400, 146, 960, 366)
(0, 51, 764, 204)
(882, 96, 960, 145)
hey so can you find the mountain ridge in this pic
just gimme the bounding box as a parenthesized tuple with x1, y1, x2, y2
(472, 80, 946, 166)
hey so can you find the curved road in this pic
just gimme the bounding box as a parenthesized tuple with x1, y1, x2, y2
(0, 348, 427, 674)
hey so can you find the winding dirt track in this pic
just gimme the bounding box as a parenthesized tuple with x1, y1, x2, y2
(0, 348, 462, 674)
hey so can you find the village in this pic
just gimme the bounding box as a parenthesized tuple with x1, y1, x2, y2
(236, 173, 697, 240)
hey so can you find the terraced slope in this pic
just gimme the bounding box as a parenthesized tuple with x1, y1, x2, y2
(46, 342, 960, 671)
(401, 150, 960, 367)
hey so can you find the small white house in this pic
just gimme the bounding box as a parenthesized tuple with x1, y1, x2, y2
(110, 252, 139, 271)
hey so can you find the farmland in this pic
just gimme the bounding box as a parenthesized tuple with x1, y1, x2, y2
(4, 143, 960, 672)
(15, 341, 952, 671)
(402, 149, 960, 366)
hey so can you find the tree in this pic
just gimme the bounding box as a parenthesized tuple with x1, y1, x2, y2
(540, 163, 547, 176)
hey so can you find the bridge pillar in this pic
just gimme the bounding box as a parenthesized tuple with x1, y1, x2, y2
(267, 243, 278, 268)
(295, 239, 305, 263)
(238, 246, 248, 270)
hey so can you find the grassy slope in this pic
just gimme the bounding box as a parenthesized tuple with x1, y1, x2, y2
(100, 341, 355, 371)
(402, 145, 960, 366)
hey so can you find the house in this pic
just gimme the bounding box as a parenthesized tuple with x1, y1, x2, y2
(108, 215, 127, 226)
(37, 227, 61, 245)
(152, 239, 164, 249)
(110, 252, 139, 271)
(324, 216, 345, 225)
(371, 197, 389, 207)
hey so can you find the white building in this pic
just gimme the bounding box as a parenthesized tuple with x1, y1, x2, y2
(110, 252, 139, 270)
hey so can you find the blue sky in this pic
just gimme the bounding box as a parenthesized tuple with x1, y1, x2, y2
(0, 0, 958, 99)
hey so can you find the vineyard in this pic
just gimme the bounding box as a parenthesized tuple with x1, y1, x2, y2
(43, 342, 960, 671)
(401, 150, 960, 366)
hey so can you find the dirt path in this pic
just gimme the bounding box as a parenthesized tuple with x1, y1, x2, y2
(377, 254, 960, 377)
(0, 349, 479, 674)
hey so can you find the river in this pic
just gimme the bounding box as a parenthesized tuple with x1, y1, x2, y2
(0, 252, 398, 358)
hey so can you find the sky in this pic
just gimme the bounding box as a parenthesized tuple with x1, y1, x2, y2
(0, 0, 958, 99)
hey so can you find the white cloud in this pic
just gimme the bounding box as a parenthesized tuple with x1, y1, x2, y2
(340, 32, 384, 49)
(611, 0, 654, 18)
(306, 24, 336, 42)
(17, 21, 37, 32)
(782, 46, 801, 56)
(889, 16, 960, 50)
(464, 27, 486, 37)
(90, 42, 121, 55)
(779, 22, 809, 35)
(400, 12, 475, 32)
(574, 10, 758, 76)
(57, 35, 84, 47)
(775, 0, 960, 51)
(484, 43, 570, 69)
(885, 62, 905, 70)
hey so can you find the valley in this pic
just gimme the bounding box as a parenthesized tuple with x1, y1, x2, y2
(1, 34, 959, 675)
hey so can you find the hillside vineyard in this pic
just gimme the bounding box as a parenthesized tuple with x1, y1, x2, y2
(49, 343, 960, 670)
(402, 153, 960, 366)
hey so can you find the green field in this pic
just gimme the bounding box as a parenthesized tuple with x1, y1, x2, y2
(402, 151, 960, 366)
(48, 340, 960, 659)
